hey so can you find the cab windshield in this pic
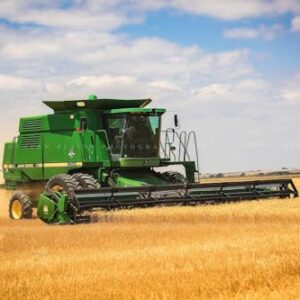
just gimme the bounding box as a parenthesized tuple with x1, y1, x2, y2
(105, 113, 160, 159)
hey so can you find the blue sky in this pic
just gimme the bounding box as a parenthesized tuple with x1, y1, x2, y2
(0, 0, 300, 173)
(118, 10, 300, 75)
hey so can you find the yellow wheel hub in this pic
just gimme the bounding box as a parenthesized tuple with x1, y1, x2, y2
(11, 200, 22, 219)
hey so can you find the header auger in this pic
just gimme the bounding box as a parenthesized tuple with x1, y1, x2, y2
(2, 95, 298, 224)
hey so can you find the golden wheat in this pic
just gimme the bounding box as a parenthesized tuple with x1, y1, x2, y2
(0, 177, 300, 299)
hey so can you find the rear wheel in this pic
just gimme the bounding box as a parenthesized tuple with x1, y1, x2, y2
(72, 173, 100, 189)
(9, 191, 33, 220)
(162, 171, 187, 184)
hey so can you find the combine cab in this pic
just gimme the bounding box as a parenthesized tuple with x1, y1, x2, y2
(2, 95, 298, 224)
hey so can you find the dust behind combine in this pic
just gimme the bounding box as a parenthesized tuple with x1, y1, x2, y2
(1, 176, 300, 299)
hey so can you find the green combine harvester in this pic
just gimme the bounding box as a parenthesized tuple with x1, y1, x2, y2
(2, 95, 298, 224)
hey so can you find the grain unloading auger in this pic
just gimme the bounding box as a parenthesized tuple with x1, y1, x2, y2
(2, 95, 298, 224)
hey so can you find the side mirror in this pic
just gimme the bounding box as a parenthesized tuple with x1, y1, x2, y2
(174, 114, 179, 128)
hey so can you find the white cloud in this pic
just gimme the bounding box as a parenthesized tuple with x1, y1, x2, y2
(0, 0, 300, 32)
(132, 0, 300, 20)
(0, 74, 41, 90)
(192, 83, 232, 101)
(291, 16, 300, 32)
(3, 41, 61, 59)
(149, 80, 182, 92)
(280, 74, 300, 102)
(67, 75, 137, 88)
(0, 1, 134, 31)
(223, 25, 282, 41)
(20, 10, 128, 31)
(191, 79, 268, 103)
(281, 89, 300, 102)
(0, 25, 253, 81)
(238, 79, 268, 90)
(171, 0, 272, 20)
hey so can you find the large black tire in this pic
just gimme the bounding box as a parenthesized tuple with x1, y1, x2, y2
(72, 173, 101, 189)
(45, 174, 80, 194)
(45, 174, 81, 221)
(9, 191, 33, 220)
(162, 171, 187, 184)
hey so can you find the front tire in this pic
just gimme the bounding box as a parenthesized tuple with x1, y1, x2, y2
(44, 174, 81, 221)
(45, 174, 80, 194)
(9, 191, 33, 220)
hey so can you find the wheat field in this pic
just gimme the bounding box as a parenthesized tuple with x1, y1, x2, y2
(1, 177, 300, 299)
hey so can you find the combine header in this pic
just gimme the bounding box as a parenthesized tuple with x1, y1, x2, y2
(2, 95, 298, 224)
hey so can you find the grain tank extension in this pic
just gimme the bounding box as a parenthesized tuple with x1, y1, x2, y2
(2, 95, 298, 224)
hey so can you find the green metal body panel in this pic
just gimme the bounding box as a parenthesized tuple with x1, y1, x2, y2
(37, 192, 72, 224)
(115, 170, 166, 187)
(2, 96, 198, 192)
(160, 160, 196, 183)
(119, 158, 160, 168)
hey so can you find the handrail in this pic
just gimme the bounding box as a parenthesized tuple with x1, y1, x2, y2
(160, 129, 200, 178)
(187, 131, 199, 172)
